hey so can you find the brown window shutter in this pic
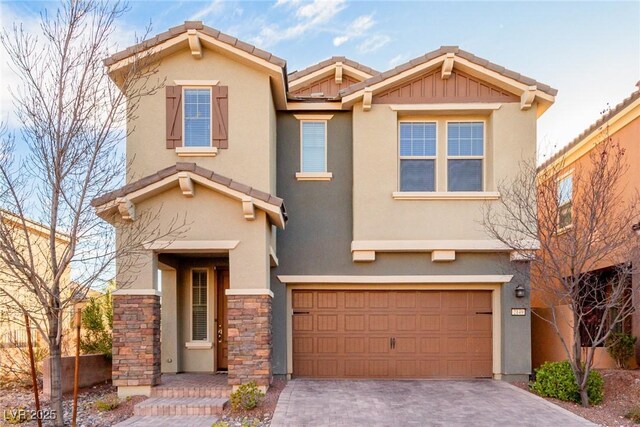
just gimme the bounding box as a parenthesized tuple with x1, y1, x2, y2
(166, 85, 183, 148)
(212, 86, 228, 149)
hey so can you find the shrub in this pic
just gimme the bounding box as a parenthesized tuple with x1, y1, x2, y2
(626, 405, 640, 423)
(80, 291, 112, 358)
(230, 381, 265, 411)
(94, 395, 119, 412)
(530, 360, 604, 405)
(606, 332, 637, 369)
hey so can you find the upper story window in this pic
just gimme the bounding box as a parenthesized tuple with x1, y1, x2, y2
(447, 122, 484, 191)
(184, 88, 212, 147)
(191, 269, 208, 341)
(399, 122, 437, 192)
(558, 174, 573, 229)
(301, 121, 327, 173)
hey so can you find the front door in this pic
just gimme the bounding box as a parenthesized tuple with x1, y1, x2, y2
(216, 268, 230, 370)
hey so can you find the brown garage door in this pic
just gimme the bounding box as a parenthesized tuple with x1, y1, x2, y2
(292, 290, 492, 379)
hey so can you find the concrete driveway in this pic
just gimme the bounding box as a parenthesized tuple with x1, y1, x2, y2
(270, 380, 596, 427)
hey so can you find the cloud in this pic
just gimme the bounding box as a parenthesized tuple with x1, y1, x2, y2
(190, 0, 224, 21)
(388, 53, 408, 68)
(358, 34, 390, 53)
(332, 14, 374, 47)
(251, 0, 346, 47)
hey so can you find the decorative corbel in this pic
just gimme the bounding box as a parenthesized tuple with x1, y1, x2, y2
(441, 53, 455, 79)
(242, 196, 255, 221)
(335, 61, 343, 84)
(187, 29, 203, 59)
(116, 197, 135, 221)
(520, 85, 537, 110)
(362, 87, 373, 112)
(178, 172, 195, 197)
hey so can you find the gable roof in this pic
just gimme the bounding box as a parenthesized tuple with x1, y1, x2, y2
(288, 56, 378, 82)
(91, 163, 287, 228)
(105, 21, 286, 69)
(339, 46, 557, 97)
(539, 86, 640, 171)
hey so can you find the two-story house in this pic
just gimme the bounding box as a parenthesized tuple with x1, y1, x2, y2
(92, 21, 556, 398)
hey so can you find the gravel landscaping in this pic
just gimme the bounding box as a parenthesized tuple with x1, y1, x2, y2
(213, 378, 286, 427)
(518, 369, 640, 426)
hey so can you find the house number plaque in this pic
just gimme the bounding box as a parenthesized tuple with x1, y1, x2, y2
(511, 308, 526, 316)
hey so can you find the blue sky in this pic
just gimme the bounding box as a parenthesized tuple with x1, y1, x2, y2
(1, 0, 639, 161)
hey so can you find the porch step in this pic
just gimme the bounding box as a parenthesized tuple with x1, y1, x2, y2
(115, 415, 219, 427)
(150, 384, 231, 398)
(133, 397, 228, 416)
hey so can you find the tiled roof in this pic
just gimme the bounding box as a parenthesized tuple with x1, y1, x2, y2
(91, 163, 287, 220)
(338, 46, 558, 97)
(104, 21, 287, 69)
(288, 56, 379, 82)
(539, 88, 640, 170)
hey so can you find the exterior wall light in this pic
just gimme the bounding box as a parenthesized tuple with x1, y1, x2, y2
(632, 222, 640, 237)
(515, 285, 526, 298)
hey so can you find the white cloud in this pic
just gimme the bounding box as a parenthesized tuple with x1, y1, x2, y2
(332, 14, 374, 47)
(190, 0, 224, 21)
(358, 34, 390, 53)
(251, 0, 346, 47)
(388, 53, 408, 68)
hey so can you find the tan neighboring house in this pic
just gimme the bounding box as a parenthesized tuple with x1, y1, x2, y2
(0, 211, 72, 372)
(532, 85, 640, 369)
(92, 21, 556, 398)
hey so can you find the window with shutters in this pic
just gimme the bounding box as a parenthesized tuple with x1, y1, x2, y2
(191, 269, 208, 342)
(399, 122, 437, 191)
(300, 121, 327, 173)
(558, 174, 573, 229)
(184, 88, 211, 147)
(447, 121, 484, 192)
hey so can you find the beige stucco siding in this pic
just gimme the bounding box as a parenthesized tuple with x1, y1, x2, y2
(116, 185, 271, 292)
(127, 48, 276, 193)
(352, 102, 536, 241)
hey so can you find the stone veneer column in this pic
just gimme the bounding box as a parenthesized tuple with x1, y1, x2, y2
(112, 292, 161, 396)
(227, 292, 272, 389)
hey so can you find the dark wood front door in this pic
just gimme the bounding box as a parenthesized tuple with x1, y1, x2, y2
(216, 269, 230, 370)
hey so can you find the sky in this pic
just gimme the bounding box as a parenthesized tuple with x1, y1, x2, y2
(1, 0, 639, 163)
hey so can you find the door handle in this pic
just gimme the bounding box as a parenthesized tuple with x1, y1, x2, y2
(217, 324, 223, 343)
(392, 337, 396, 349)
(390, 337, 396, 349)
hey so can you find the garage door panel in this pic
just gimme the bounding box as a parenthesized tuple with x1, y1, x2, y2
(292, 290, 493, 379)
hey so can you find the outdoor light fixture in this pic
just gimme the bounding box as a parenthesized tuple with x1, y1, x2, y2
(632, 222, 640, 237)
(515, 285, 526, 298)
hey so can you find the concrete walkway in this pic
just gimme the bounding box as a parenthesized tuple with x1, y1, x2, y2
(270, 379, 596, 427)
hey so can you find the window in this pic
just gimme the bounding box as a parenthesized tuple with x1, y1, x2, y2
(399, 122, 437, 191)
(300, 121, 327, 172)
(184, 88, 211, 147)
(558, 174, 573, 229)
(447, 122, 484, 191)
(191, 269, 208, 341)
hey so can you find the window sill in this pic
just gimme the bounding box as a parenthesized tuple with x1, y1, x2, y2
(295, 172, 333, 181)
(185, 341, 213, 349)
(392, 191, 500, 200)
(175, 147, 218, 157)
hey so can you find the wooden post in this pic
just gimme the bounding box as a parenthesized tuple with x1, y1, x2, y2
(24, 314, 42, 427)
(72, 308, 81, 427)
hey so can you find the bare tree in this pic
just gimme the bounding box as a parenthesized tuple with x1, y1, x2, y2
(484, 127, 638, 406)
(0, 1, 183, 424)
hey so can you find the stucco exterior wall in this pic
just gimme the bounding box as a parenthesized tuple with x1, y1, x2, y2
(272, 111, 532, 379)
(351, 102, 536, 240)
(126, 48, 275, 193)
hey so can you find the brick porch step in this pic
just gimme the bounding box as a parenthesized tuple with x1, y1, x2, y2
(150, 384, 231, 398)
(134, 397, 228, 416)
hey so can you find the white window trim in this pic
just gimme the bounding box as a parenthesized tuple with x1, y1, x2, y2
(556, 171, 574, 232)
(445, 120, 487, 192)
(182, 86, 213, 150)
(298, 119, 330, 178)
(397, 120, 438, 192)
(188, 268, 210, 345)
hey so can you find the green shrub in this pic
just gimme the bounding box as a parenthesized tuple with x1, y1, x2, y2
(230, 381, 265, 411)
(626, 405, 640, 423)
(211, 422, 229, 427)
(606, 333, 637, 369)
(530, 360, 604, 405)
(80, 291, 113, 358)
(94, 395, 119, 412)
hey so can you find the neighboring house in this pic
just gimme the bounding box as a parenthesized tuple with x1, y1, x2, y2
(532, 85, 640, 369)
(92, 21, 557, 397)
(0, 211, 72, 375)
